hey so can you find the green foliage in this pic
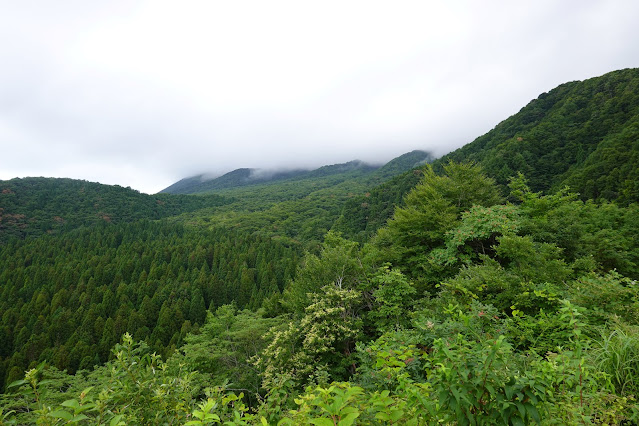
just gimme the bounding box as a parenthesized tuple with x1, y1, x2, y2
(439, 68, 639, 203)
(426, 334, 544, 424)
(351, 299, 636, 424)
(283, 383, 364, 426)
(281, 232, 366, 315)
(277, 373, 435, 425)
(174, 305, 284, 405)
(0, 221, 298, 390)
(387, 162, 501, 251)
(591, 325, 639, 397)
(431, 204, 520, 268)
(567, 271, 639, 325)
(0, 177, 230, 242)
(257, 284, 364, 391)
(185, 388, 259, 425)
(1, 334, 260, 425)
(377, 162, 502, 288)
(90, 334, 192, 423)
(367, 266, 416, 332)
(3, 334, 195, 424)
(495, 234, 572, 284)
(511, 175, 639, 279)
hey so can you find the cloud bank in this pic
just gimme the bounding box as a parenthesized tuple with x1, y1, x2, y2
(1, 1, 638, 193)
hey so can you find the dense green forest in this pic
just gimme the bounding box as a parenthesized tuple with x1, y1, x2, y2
(2, 69, 639, 424)
(164, 150, 433, 247)
(0, 221, 298, 390)
(0, 178, 231, 243)
(439, 68, 639, 202)
(0, 150, 430, 395)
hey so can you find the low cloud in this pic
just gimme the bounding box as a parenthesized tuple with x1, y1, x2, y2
(1, 1, 638, 193)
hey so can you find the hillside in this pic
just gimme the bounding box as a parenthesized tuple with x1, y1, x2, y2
(0, 177, 231, 243)
(160, 168, 310, 195)
(0, 152, 437, 391)
(335, 68, 639, 241)
(160, 151, 433, 196)
(160, 161, 378, 195)
(438, 67, 639, 202)
(0, 220, 298, 390)
(161, 151, 434, 246)
(332, 167, 427, 242)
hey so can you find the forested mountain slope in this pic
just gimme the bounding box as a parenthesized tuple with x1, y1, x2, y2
(0, 221, 298, 390)
(0, 151, 432, 390)
(332, 167, 426, 242)
(0, 177, 231, 242)
(163, 150, 434, 246)
(160, 168, 310, 195)
(438, 67, 639, 202)
(161, 150, 433, 196)
(161, 161, 378, 195)
(335, 68, 639, 241)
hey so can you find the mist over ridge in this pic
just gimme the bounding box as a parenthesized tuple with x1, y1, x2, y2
(160, 149, 434, 194)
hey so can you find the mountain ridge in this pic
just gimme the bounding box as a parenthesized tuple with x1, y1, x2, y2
(159, 150, 434, 195)
(0, 177, 231, 242)
(334, 68, 639, 241)
(436, 67, 639, 202)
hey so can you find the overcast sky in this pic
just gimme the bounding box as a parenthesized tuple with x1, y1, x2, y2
(1, 1, 638, 194)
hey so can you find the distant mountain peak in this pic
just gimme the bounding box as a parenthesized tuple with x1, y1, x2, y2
(160, 152, 434, 195)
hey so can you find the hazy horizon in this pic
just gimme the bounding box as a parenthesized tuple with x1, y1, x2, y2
(1, 1, 638, 194)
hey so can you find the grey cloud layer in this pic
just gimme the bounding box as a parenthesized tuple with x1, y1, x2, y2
(1, 1, 638, 193)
